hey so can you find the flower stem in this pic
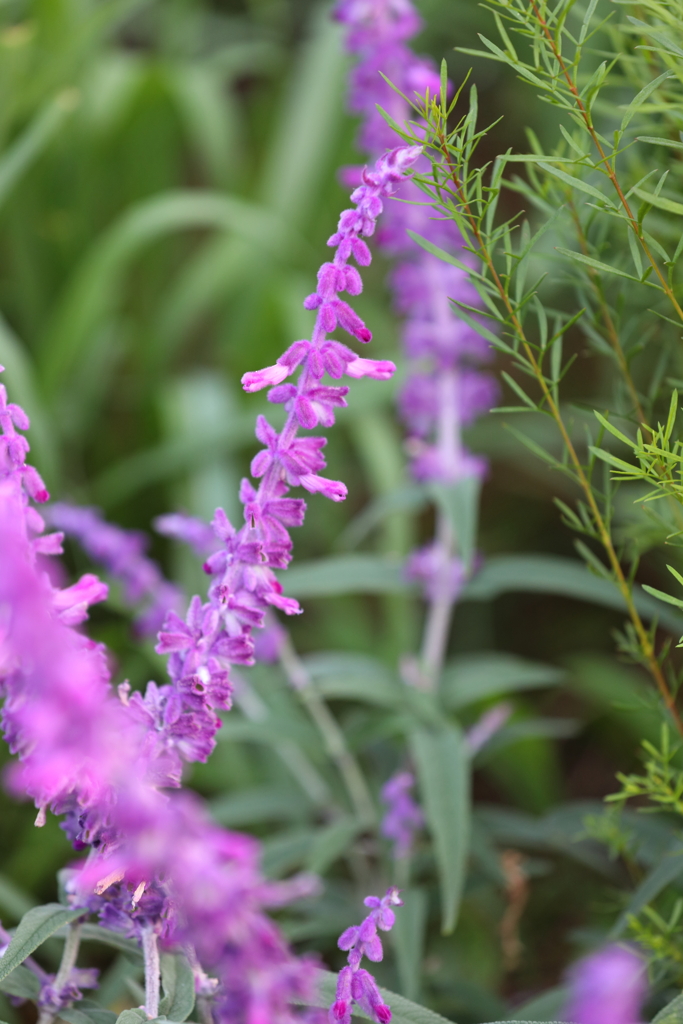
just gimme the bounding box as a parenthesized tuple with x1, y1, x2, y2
(279, 634, 376, 825)
(141, 926, 160, 1020)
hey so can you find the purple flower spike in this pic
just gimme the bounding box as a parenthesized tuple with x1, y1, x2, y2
(335, 0, 499, 485)
(380, 771, 424, 858)
(564, 945, 646, 1024)
(330, 888, 402, 1024)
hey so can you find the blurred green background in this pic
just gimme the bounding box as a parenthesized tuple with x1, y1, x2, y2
(0, 1, 668, 1021)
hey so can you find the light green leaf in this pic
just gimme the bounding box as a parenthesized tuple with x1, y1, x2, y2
(281, 555, 408, 597)
(159, 952, 195, 1023)
(632, 186, 683, 216)
(441, 653, 563, 709)
(411, 724, 470, 934)
(642, 584, 683, 610)
(637, 136, 683, 151)
(0, 904, 84, 983)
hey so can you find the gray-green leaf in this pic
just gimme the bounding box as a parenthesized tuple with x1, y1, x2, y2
(159, 952, 195, 1023)
(0, 904, 84, 983)
(411, 724, 470, 935)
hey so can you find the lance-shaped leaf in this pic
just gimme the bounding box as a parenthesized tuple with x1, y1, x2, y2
(411, 724, 470, 934)
(159, 952, 195, 1022)
(0, 904, 84, 983)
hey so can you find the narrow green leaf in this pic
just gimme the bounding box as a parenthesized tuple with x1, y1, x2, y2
(0, 904, 84, 983)
(632, 186, 683, 216)
(620, 70, 674, 131)
(0, 92, 77, 211)
(555, 247, 640, 280)
(159, 952, 195, 1023)
(642, 584, 683, 610)
(637, 136, 683, 151)
(611, 848, 683, 936)
(537, 162, 613, 206)
(411, 724, 470, 934)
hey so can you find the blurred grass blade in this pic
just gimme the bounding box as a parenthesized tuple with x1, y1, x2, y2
(0, 92, 77, 210)
(259, 8, 347, 226)
(411, 724, 470, 935)
(40, 191, 296, 396)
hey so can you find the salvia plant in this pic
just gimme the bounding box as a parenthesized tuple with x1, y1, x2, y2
(6, 0, 683, 1023)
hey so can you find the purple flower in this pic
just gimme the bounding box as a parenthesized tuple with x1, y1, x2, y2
(380, 771, 424, 858)
(49, 503, 184, 637)
(405, 543, 466, 602)
(330, 889, 402, 1024)
(563, 945, 646, 1024)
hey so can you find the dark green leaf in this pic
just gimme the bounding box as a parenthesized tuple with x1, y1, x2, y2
(411, 724, 470, 934)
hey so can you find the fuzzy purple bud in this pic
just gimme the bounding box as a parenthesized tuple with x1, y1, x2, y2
(563, 945, 646, 1024)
